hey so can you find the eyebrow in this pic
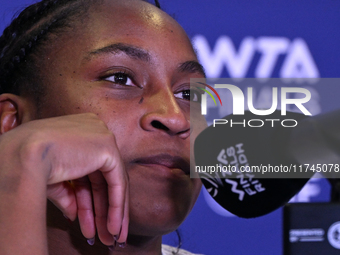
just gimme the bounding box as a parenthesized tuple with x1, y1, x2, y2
(177, 60, 206, 77)
(87, 43, 151, 62)
(86, 43, 206, 77)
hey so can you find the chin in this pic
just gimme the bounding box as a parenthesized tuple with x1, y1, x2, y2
(128, 206, 189, 237)
(128, 181, 201, 237)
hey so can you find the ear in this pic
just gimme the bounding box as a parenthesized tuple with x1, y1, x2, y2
(0, 94, 35, 135)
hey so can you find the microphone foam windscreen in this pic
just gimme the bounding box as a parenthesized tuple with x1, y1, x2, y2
(194, 110, 312, 218)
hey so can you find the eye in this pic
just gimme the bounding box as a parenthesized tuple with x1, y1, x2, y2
(174, 89, 201, 102)
(104, 72, 134, 86)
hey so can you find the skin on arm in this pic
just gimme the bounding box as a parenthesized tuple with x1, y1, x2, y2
(0, 95, 129, 254)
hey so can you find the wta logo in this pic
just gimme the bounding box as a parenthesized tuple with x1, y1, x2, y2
(197, 82, 223, 115)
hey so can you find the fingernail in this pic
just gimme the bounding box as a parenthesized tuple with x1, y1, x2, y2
(115, 225, 122, 240)
(118, 242, 126, 248)
(87, 237, 95, 246)
(63, 214, 72, 224)
(108, 245, 115, 251)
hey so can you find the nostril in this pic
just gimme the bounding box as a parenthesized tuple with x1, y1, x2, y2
(151, 120, 169, 131)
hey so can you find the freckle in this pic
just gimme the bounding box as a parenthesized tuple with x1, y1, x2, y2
(73, 71, 76, 74)
(113, 111, 116, 113)
(76, 107, 80, 109)
(171, 30, 173, 33)
(59, 74, 62, 76)
(138, 97, 144, 104)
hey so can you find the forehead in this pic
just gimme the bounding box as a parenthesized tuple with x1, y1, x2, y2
(41, 0, 199, 78)
(89, 0, 180, 34)
(82, 0, 196, 61)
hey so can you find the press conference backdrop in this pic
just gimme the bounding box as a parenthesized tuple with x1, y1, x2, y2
(0, 0, 338, 254)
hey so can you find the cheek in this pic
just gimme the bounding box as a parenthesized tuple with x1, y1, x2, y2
(98, 103, 141, 149)
(36, 79, 91, 118)
(190, 116, 208, 168)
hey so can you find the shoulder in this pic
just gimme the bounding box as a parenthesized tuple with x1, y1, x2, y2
(161, 244, 205, 255)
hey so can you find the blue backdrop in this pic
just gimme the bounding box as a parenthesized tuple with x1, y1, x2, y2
(1, 1, 339, 254)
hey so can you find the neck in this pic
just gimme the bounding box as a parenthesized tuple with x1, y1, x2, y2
(46, 201, 163, 255)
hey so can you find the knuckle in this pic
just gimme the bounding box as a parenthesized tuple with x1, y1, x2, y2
(84, 112, 98, 119)
(19, 134, 51, 164)
(94, 117, 107, 127)
(105, 131, 116, 143)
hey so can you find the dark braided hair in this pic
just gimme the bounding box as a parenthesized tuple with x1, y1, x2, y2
(0, 0, 161, 101)
(0, 0, 98, 100)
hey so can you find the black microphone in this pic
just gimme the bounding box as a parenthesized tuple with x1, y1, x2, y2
(194, 109, 340, 218)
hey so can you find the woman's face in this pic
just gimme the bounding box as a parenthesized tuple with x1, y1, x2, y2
(37, 0, 206, 236)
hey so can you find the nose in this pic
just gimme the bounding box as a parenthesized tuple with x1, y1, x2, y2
(140, 89, 190, 139)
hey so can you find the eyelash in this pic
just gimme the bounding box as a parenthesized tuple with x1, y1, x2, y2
(101, 71, 202, 102)
(174, 88, 203, 103)
(102, 70, 137, 87)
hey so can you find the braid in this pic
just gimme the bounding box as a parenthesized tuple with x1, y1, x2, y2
(0, 0, 91, 96)
(154, 0, 161, 9)
(0, 0, 161, 97)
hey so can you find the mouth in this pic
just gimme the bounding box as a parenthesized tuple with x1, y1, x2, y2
(132, 153, 190, 175)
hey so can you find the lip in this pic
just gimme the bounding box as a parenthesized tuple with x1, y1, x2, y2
(132, 153, 190, 175)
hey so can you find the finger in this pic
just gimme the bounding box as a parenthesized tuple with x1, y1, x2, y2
(100, 150, 129, 242)
(88, 170, 113, 245)
(47, 181, 77, 221)
(72, 177, 96, 240)
(116, 181, 129, 245)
